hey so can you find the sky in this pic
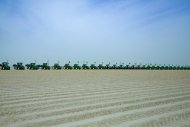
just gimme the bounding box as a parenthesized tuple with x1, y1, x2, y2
(0, 0, 190, 66)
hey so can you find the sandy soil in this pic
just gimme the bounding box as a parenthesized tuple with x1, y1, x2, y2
(0, 70, 190, 127)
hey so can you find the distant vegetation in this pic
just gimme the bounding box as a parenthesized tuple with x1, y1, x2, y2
(0, 62, 190, 70)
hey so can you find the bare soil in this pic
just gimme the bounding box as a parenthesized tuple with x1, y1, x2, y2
(0, 70, 190, 127)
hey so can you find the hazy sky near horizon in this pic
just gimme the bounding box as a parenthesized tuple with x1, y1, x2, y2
(0, 0, 190, 65)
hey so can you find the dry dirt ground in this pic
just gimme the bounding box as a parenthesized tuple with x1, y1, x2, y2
(0, 70, 190, 127)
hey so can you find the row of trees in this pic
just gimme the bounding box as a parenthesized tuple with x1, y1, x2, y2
(1, 62, 190, 70)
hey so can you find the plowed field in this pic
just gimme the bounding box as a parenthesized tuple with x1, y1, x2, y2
(0, 70, 190, 127)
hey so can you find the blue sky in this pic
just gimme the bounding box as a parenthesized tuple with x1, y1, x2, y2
(0, 0, 190, 65)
